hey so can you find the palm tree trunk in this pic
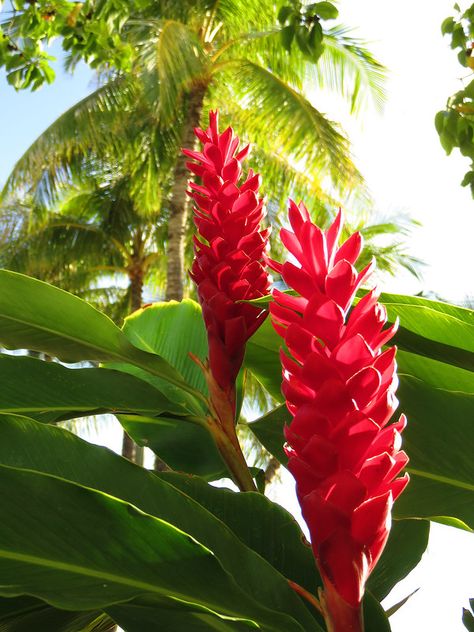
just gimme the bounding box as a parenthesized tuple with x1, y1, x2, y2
(165, 83, 208, 301)
(157, 86, 207, 471)
(122, 268, 145, 465)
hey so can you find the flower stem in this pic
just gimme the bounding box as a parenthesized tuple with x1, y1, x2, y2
(190, 352, 257, 492)
(207, 415, 257, 492)
(319, 584, 364, 632)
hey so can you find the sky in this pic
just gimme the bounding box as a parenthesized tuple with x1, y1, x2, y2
(318, 1, 474, 305)
(0, 1, 473, 631)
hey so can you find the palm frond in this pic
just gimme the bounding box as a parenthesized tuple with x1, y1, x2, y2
(1, 78, 138, 204)
(356, 215, 424, 281)
(214, 0, 280, 39)
(213, 59, 364, 195)
(316, 26, 387, 115)
(133, 19, 208, 121)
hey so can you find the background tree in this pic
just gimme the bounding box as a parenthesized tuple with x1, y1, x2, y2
(0, 0, 386, 299)
(437, 2, 474, 196)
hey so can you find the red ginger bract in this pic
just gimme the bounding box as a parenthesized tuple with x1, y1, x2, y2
(270, 201, 409, 625)
(184, 111, 270, 402)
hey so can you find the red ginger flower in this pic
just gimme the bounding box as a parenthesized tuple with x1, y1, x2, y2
(270, 201, 409, 626)
(184, 111, 270, 401)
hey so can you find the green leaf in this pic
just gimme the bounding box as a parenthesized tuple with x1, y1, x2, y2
(0, 270, 201, 412)
(0, 414, 319, 631)
(278, 6, 293, 25)
(394, 375, 474, 531)
(155, 471, 321, 595)
(0, 596, 114, 632)
(310, 2, 338, 20)
(245, 317, 283, 402)
(308, 21, 324, 59)
(363, 596, 391, 632)
(380, 293, 474, 369)
(108, 598, 257, 631)
(441, 16, 455, 35)
(463, 600, 474, 632)
(295, 26, 313, 57)
(0, 464, 306, 631)
(367, 520, 429, 601)
(435, 110, 446, 134)
(121, 299, 208, 396)
(156, 473, 391, 632)
(384, 589, 419, 618)
(110, 300, 223, 477)
(280, 24, 295, 52)
(117, 413, 228, 480)
(0, 354, 185, 421)
(397, 350, 474, 393)
(248, 404, 288, 463)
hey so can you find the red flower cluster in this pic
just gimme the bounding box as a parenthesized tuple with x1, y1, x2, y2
(184, 111, 270, 402)
(270, 201, 409, 614)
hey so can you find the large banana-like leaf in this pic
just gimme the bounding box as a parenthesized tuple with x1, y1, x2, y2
(109, 300, 226, 478)
(0, 595, 115, 632)
(0, 270, 203, 413)
(156, 471, 420, 627)
(0, 414, 321, 632)
(0, 462, 309, 632)
(0, 354, 185, 421)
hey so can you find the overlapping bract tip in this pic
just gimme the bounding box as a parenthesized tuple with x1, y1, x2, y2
(184, 111, 270, 395)
(270, 201, 409, 609)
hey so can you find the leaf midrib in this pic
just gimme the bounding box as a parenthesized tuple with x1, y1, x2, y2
(0, 550, 283, 631)
(0, 312, 192, 396)
(0, 548, 220, 612)
(0, 311, 123, 360)
(407, 467, 474, 492)
(0, 405, 164, 414)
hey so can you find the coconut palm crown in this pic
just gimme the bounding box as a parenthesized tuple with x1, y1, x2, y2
(1, 0, 387, 300)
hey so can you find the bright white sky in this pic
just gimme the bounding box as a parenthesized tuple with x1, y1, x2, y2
(1, 1, 473, 631)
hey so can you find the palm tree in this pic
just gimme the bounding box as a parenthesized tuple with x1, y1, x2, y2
(0, 166, 169, 462)
(1, 0, 386, 300)
(1, 175, 165, 316)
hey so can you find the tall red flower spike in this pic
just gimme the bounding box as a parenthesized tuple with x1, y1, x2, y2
(270, 201, 409, 631)
(184, 111, 270, 409)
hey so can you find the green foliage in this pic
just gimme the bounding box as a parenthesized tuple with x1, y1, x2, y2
(437, 3, 474, 196)
(277, 1, 338, 61)
(0, 270, 202, 411)
(463, 599, 474, 632)
(0, 0, 134, 90)
(366, 520, 430, 602)
(0, 0, 388, 211)
(0, 5, 470, 629)
(0, 596, 115, 632)
(0, 413, 320, 631)
(244, 292, 474, 532)
(0, 267, 471, 629)
(0, 464, 301, 629)
(0, 353, 184, 421)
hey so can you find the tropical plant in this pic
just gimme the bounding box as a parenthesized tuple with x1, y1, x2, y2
(0, 173, 166, 318)
(437, 2, 474, 196)
(0, 112, 471, 632)
(0, 168, 168, 461)
(1, 0, 387, 299)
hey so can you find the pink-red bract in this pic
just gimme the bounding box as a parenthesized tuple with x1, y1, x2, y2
(270, 200, 409, 611)
(184, 111, 270, 404)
